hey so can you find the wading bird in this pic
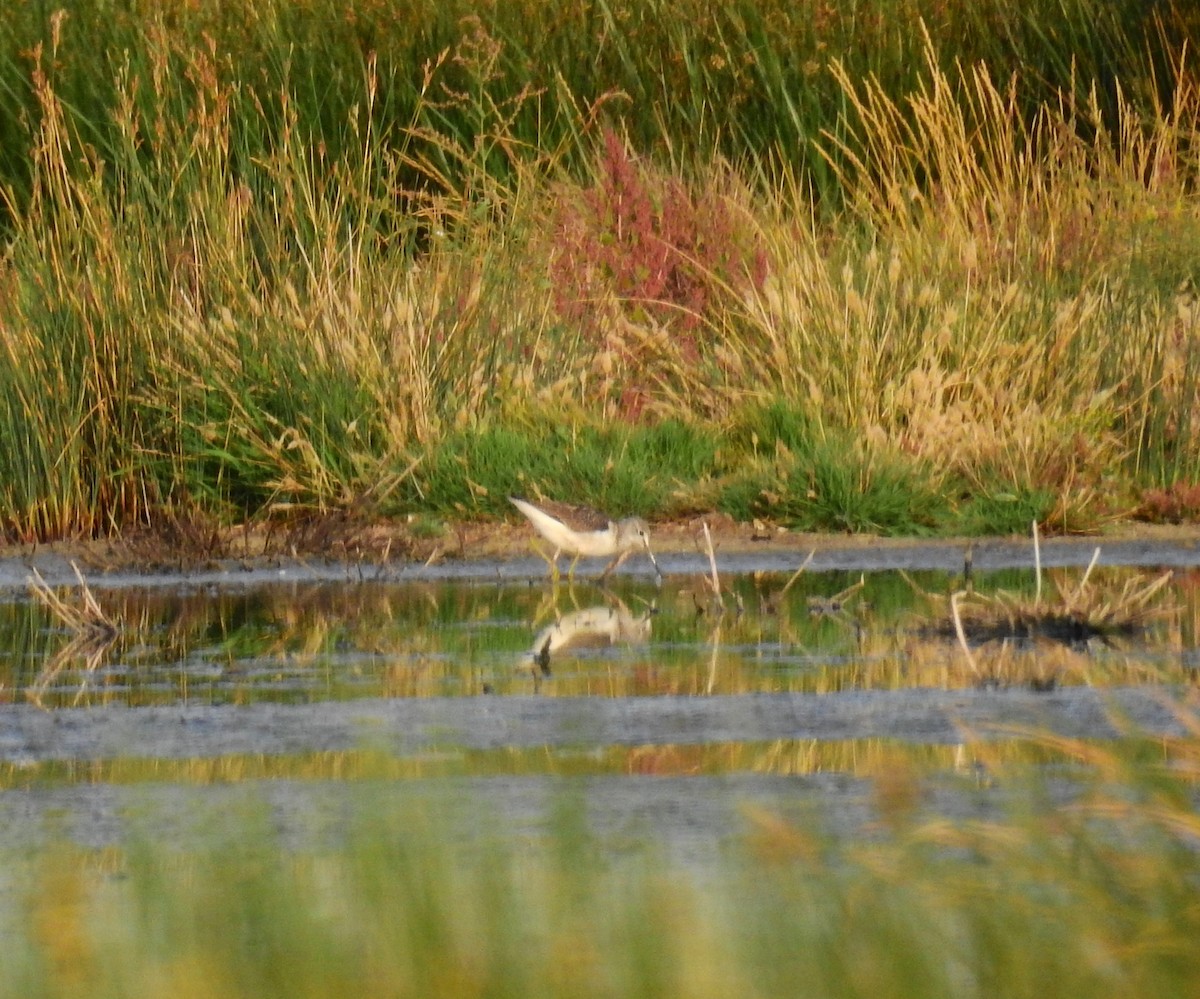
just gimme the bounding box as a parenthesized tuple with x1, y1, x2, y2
(509, 497, 661, 582)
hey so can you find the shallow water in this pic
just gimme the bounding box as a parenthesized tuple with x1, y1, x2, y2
(0, 544, 1197, 854)
(0, 565, 1194, 708)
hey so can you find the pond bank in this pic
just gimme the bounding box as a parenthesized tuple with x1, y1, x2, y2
(2, 524, 1199, 590)
(0, 686, 1189, 765)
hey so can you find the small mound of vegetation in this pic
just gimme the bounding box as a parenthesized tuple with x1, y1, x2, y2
(916, 546, 1174, 648)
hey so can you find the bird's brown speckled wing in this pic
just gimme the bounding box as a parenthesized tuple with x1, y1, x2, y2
(533, 500, 613, 532)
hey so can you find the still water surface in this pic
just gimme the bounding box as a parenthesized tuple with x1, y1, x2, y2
(0, 553, 1195, 856)
(2, 563, 1195, 709)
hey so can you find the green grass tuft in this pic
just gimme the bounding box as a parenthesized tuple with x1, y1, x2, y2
(955, 486, 1057, 537)
(403, 419, 720, 519)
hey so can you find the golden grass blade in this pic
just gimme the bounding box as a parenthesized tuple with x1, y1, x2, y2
(1033, 520, 1042, 609)
(1070, 547, 1102, 603)
(701, 519, 724, 612)
(950, 590, 980, 676)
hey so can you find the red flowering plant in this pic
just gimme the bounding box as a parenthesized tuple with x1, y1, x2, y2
(547, 129, 768, 420)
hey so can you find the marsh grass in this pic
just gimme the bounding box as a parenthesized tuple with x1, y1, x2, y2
(0, 2, 1199, 539)
(404, 419, 720, 519)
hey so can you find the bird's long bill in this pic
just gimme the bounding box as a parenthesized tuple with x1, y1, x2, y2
(643, 538, 662, 579)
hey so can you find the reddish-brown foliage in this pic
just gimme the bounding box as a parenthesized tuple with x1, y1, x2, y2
(550, 129, 767, 339)
(1139, 482, 1200, 523)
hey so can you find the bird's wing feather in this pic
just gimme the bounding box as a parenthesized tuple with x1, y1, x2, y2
(531, 500, 612, 531)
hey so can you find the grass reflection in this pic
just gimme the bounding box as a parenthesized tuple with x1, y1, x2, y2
(0, 731, 1188, 791)
(0, 564, 1191, 708)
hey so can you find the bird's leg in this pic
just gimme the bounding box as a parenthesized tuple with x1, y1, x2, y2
(532, 542, 561, 585)
(566, 552, 582, 583)
(600, 549, 631, 580)
(532, 589, 560, 626)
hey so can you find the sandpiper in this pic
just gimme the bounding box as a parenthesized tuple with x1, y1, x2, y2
(509, 497, 661, 581)
(526, 599, 654, 674)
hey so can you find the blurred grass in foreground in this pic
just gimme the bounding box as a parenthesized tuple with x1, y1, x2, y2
(4, 715, 1200, 999)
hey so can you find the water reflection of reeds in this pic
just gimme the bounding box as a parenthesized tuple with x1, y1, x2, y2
(0, 733, 1162, 790)
(0, 565, 1190, 707)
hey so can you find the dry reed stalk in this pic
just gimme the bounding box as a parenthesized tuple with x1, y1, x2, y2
(1032, 520, 1042, 608)
(701, 520, 724, 612)
(25, 632, 114, 709)
(950, 590, 980, 676)
(25, 562, 118, 708)
(1070, 547, 1103, 604)
(27, 562, 118, 641)
(780, 550, 816, 598)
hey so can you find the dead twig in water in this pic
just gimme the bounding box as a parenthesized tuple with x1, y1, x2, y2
(26, 562, 119, 709)
(1032, 520, 1042, 609)
(758, 550, 817, 614)
(701, 520, 724, 613)
(1069, 547, 1102, 605)
(780, 550, 816, 599)
(807, 575, 866, 618)
(26, 631, 115, 709)
(28, 562, 119, 642)
(950, 590, 980, 676)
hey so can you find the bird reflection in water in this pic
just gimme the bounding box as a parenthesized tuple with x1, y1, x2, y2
(522, 596, 654, 687)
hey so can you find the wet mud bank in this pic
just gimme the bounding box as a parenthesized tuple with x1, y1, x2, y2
(0, 686, 1189, 765)
(2, 531, 1199, 591)
(0, 772, 1021, 862)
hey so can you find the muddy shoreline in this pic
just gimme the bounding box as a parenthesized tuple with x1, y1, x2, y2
(3, 522, 1199, 590)
(0, 686, 1191, 862)
(0, 686, 1190, 765)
